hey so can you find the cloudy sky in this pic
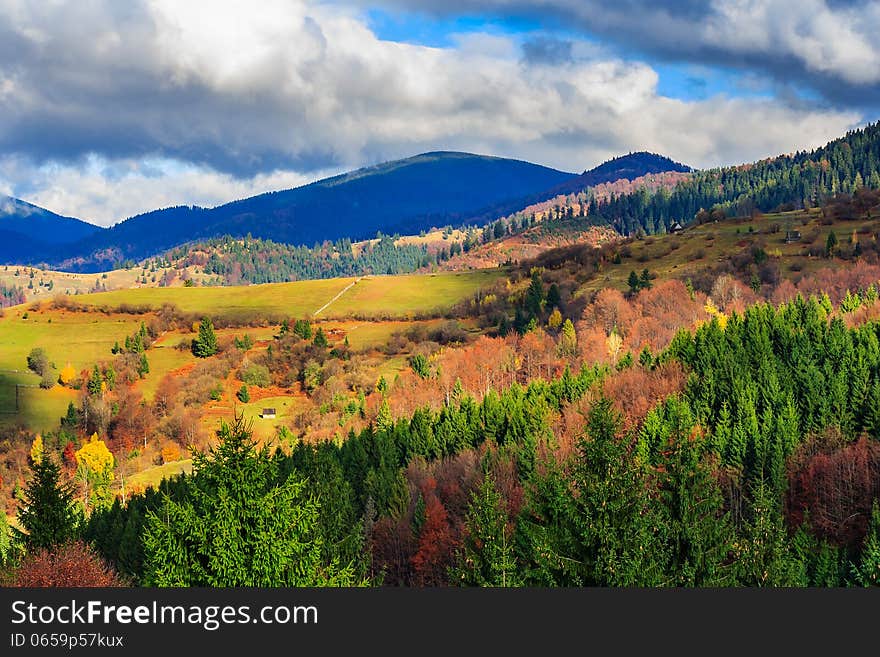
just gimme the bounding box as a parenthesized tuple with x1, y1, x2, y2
(0, 0, 877, 226)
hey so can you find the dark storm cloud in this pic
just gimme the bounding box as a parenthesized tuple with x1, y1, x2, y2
(521, 36, 574, 65)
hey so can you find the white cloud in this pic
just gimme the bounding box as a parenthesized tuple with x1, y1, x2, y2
(0, 0, 866, 224)
(0, 155, 331, 226)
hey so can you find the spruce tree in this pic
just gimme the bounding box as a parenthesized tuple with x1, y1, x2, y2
(142, 415, 360, 586)
(852, 501, 880, 586)
(191, 317, 218, 358)
(14, 456, 79, 551)
(451, 472, 519, 587)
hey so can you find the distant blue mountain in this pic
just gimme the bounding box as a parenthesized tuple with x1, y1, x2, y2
(0, 195, 101, 261)
(53, 152, 578, 270)
(3, 150, 693, 270)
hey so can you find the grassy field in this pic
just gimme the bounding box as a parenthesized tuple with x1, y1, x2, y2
(72, 277, 357, 319)
(65, 270, 501, 321)
(0, 309, 141, 372)
(0, 383, 77, 433)
(0, 263, 217, 304)
(125, 459, 193, 492)
(200, 394, 307, 441)
(320, 271, 502, 319)
(0, 308, 141, 429)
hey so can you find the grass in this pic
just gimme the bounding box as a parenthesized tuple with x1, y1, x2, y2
(0, 383, 77, 433)
(321, 271, 501, 319)
(73, 277, 357, 320)
(125, 458, 193, 492)
(200, 394, 306, 441)
(66, 270, 501, 322)
(0, 308, 141, 373)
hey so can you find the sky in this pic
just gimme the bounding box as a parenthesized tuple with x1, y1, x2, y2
(0, 0, 878, 226)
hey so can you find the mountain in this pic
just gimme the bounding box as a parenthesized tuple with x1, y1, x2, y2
(591, 121, 880, 236)
(54, 152, 577, 270)
(553, 152, 692, 196)
(0, 195, 102, 261)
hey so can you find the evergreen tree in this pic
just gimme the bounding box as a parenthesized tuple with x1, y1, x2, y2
(654, 433, 735, 586)
(525, 270, 544, 318)
(237, 385, 250, 403)
(519, 398, 665, 586)
(293, 319, 313, 340)
(546, 283, 561, 310)
(734, 483, 806, 586)
(313, 328, 328, 348)
(0, 511, 12, 566)
(852, 501, 880, 586)
(191, 317, 218, 358)
(826, 230, 838, 257)
(142, 415, 360, 586)
(137, 353, 150, 378)
(87, 364, 103, 396)
(14, 457, 79, 551)
(451, 472, 519, 587)
(627, 270, 641, 295)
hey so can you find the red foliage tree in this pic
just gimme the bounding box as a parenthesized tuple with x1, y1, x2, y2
(786, 435, 880, 547)
(10, 540, 127, 587)
(410, 494, 456, 586)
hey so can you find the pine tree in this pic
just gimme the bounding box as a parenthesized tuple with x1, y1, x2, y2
(191, 317, 218, 358)
(734, 483, 806, 586)
(852, 501, 880, 586)
(0, 510, 12, 566)
(525, 270, 544, 318)
(137, 353, 150, 378)
(14, 457, 79, 551)
(313, 328, 328, 348)
(142, 415, 360, 586)
(451, 472, 519, 587)
(87, 364, 103, 396)
(655, 434, 735, 586)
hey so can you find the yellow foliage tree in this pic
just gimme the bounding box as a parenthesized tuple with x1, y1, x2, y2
(704, 299, 728, 330)
(58, 363, 77, 387)
(606, 331, 623, 362)
(547, 308, 563, 331)
(161, 443, 182, 464)
(75, 433, 115, 511)
(30, 434, 43, 465)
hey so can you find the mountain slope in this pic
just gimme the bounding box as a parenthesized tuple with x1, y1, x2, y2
(57, 152, 576, 270)
(550, 151, 692, 197)
(0, 195, 102, 260)
(591, 121, 880, 236)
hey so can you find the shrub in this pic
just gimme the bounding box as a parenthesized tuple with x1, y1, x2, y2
(240, 363, 271, 388)
(9, 540, 127, 587)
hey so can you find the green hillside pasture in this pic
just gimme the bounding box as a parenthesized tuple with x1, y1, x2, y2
(71, 271, 501, 322)
(125, 459, 193, 493)
(0, 310, 142, 373)
(200, 394, 307, 442)
(0, 377, 77, 434)
(320, 271, 502, 320)
(73, 278, 357, 322)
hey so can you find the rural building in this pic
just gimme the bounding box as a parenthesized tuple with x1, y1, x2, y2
(785, 230, 801, 243)
(261, 408, 276, 419)
(670, 221, 684, 233)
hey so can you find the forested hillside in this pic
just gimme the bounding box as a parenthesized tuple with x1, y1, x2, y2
(591, 121, 880, 235)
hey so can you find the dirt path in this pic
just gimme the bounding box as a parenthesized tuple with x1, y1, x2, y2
(313, 277, 362, 317)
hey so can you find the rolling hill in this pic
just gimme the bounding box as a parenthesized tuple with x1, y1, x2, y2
(0, 195, 102, 262)
(52, 152, 577, 271)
